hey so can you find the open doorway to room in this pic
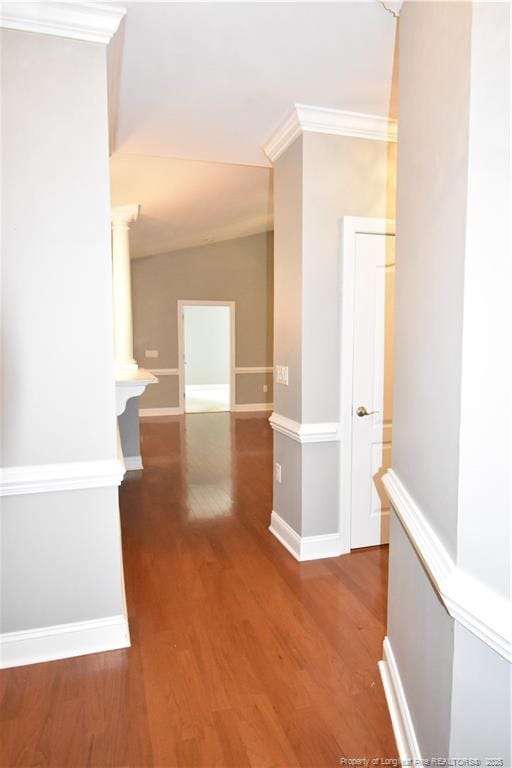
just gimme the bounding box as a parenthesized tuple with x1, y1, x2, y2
(178, 300, 235, 413)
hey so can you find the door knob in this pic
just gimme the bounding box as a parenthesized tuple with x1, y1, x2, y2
(356, 405, 378, 417)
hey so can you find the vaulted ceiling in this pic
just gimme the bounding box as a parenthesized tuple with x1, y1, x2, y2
(110, 1, 397, 256)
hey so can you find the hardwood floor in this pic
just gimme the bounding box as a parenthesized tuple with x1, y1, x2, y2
(0, 412, 396, 767)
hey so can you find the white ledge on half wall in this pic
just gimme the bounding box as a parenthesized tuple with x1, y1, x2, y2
(383, 468, 512, 663)
(0, 2, 126, 44)
(262, 104, 397, 163)
(269, 412, 339, 443)
(116, 368, 157, 416)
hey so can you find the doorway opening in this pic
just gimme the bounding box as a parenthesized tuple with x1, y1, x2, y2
(178, 300, 235, 413)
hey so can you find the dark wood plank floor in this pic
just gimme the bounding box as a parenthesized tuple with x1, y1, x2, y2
(0, 412, 396, 767)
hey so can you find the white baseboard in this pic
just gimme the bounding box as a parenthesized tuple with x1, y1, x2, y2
(269, 510, 343, 561)
(139, 407, 184, 417)
(232, 403, 273, 412)
(124, 455, 143, 471)
(378, 636, 421, 762)
(0, 614, 131, 669)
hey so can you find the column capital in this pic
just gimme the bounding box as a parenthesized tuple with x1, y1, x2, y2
(111, 204, 140, 227)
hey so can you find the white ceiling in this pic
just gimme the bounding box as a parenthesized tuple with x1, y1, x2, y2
(110, 1, 396, 256)
(110, 153, 272, 258)
(114, 2, 396, 167)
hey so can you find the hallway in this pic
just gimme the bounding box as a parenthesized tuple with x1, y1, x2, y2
(0, 413, 396, 767)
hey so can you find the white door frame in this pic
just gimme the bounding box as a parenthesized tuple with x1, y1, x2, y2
(339, 217, 395, 552)
(177, 299, 236, 412)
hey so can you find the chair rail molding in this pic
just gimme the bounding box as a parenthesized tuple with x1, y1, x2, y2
(263, 104, 397, 162)
(234, 366, 274, 375)
(383, 469, 512, 662)
(0, 2, 126, 43)
(0, 459, 125, 496)
(147, 368, 180, 376)
(269, 412, 340, 444)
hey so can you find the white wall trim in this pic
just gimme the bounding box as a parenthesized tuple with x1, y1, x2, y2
(339, 216, 396, 555)
(0, 459, 125, 497)
(231, 403, 273, 413)
(269, 412, 339, 443)
(263, 104, 397, 162)
(116, 367, 157, 416)
(147, 368, 179, 376)
(0, 614, 130, 669)
(269, 511, 343, 561)
(383, 469, 512, 662)
(0, 2, 126, 44)
(139, 406, 184, 417)
(235, 366, 274, 375)
(378, 636, 421, 762)
(124, 455, 143, 471)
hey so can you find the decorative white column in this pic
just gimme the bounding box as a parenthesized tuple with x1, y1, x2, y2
(111, 203, 140, 373)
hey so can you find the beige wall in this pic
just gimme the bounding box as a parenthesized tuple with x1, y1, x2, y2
(132, 232, 273, 408)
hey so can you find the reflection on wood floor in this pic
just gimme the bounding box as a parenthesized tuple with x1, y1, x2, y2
(0, 412, 396, 767)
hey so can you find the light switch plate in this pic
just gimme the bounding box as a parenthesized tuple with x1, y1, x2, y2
(275, 463, 282, 484)
(145, 350, 159, 358)
(275, 365, 289, 385)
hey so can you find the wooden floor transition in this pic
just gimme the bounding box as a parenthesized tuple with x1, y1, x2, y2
(0, 412, 397, 767)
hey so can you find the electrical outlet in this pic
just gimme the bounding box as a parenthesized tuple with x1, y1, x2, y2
(276, 365, 289, 385)
(275, 463, 282, 484)
(263, 384, 269, 393)
(145, 350, 159, 358)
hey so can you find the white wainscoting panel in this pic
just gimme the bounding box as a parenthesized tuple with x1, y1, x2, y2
(269, 511, 343, 561)
(383, 469, 512, 662)
(0, 615, 130, 669)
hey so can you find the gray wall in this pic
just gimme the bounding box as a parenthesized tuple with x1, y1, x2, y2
(184, 305, 230, 386)
(132, 231, 273, 408)
(272, 132, 395, 537)
(392, 1, 471, 558)
(118, 397, 141, 460)
(1, 29, 125, 634)
(388, 2, 511, 761)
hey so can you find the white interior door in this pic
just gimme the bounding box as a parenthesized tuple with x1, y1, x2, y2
(350, 232, 395, 549)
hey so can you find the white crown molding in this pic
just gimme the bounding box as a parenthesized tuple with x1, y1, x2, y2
(139, 406, 184, 417)
(263, 104, 397, 162)
(231, 403, 273, 413)
(269, 412, 340, 443)
(123, 455, 143, 472)
(147, 368, 180, 376)
(269, 511, 343, 561)
(235, 367, 274, 375)
(378, 637, 421, 762)
(0, 614, 130, 669)
(0, 3, 126, 44)
(0, 459, 125, 497)
(383, 469, 512, 662)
